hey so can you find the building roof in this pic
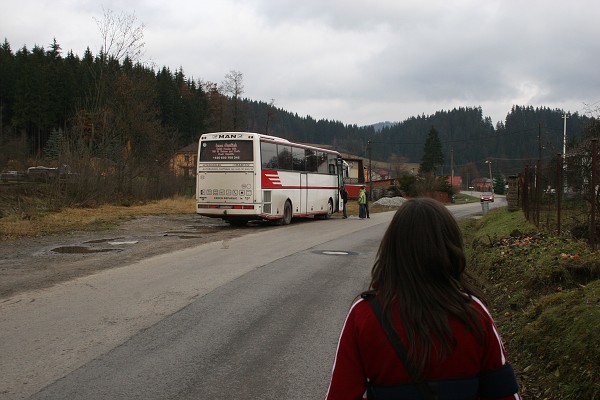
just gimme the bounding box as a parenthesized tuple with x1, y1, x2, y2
(177, 143, 198, 153)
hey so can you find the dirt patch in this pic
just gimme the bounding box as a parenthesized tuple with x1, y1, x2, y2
(0, 214, 272, 300)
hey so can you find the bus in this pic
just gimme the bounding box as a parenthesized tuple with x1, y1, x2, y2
(196, 132, 344, 225)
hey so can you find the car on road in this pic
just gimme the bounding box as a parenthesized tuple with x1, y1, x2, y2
(480, 192, 494, 202)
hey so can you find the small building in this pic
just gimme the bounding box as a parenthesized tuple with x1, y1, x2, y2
(447, 175, 462, 189)
(472, 177, 493, 191)
(170, 143, 198, 177)
(342, 157, 365, 184)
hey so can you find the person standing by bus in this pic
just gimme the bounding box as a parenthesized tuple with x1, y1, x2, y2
(365, 189, 370, 218)
(340, 187, 348, 218)
(358, 186, 367, 219)
(325, 197, 521, 400)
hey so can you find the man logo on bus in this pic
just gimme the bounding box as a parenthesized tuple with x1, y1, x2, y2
(216, 134, 242, 139)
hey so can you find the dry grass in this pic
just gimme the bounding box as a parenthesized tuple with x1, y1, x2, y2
(1, 197, 398, 241)
(0, 196, 196, 240)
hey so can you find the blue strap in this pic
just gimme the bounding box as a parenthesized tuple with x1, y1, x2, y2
(479, 363, 519, 398)
(368, 365, 519, 400)
(369, 377, 478, 400)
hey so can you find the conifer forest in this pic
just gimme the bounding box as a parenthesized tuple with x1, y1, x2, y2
(1, 36, 598, 204)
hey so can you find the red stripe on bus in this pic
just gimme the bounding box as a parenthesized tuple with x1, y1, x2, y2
(261, 170, 283, 187)
(264, 185, 338, 190)
(261, 170, 338, 190)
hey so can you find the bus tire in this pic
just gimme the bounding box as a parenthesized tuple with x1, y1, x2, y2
(280, 200, 292, 225)
(326, 199, 333, 219)
(316, 199, 334, 220)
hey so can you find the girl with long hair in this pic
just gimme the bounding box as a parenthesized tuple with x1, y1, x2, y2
(326, 198, 520, 400)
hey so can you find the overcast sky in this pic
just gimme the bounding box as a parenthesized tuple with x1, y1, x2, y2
(2, 0, 599, 127)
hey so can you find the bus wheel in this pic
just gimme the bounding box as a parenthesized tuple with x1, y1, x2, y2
(280, 200, 292, 225)
(316, 199, 334, 220)
(326, 199, 333, 219)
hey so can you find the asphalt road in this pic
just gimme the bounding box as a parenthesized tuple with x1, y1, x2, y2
(1, 199, 501, 400)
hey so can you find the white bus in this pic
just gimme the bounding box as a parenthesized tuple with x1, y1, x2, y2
(196, 132, 344, 225)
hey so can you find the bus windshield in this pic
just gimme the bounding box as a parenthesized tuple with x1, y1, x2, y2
(199, 140, 254, 162)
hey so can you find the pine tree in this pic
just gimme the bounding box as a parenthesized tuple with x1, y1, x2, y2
(44, 128, 64, 160)
(419, 126, 444, 174)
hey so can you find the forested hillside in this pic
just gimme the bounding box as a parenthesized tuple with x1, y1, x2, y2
(1, 38, 596, 185)
(372, 105, 595, 178)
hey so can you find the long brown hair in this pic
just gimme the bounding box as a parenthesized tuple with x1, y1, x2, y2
(368, 197, 486, 374)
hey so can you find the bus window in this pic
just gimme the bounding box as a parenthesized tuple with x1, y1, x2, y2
(317, 151, 329, 173)
(292, 147, 305, 171)
(278, 145, 293, 170)
(200, 140, 253, 162)
(328, 154, 338, 175)
(305, 149, 317, 172)
(261, 141, 278, 169)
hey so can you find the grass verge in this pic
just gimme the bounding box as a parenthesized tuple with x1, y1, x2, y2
(0, 196, 196, 240)
(463, 208, 600, 399)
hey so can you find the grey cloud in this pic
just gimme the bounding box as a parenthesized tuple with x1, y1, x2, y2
(2, 0, 598, 125)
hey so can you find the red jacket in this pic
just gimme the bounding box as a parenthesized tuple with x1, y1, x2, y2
(325, 296, 521, 400)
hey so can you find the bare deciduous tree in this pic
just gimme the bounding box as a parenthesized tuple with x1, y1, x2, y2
(221, 70, 244, 130)
(221, 70, 244, 98)
(94, 8, 145, 63)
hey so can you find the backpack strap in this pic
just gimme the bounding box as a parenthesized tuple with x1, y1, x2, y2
(478, 363, 519, 398)
(362, 292, 437, 400)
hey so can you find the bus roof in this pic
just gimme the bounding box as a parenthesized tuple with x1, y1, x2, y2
(200, 132, 341, 156)
(200, 132, 289, 142)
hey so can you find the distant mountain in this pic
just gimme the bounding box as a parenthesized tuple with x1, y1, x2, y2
(368, 121, 398, 132)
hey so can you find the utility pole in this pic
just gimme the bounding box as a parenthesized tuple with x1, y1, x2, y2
(451, 146, 454, 191)
(591, 139, 597, 249)
(557, 154, 562, 235)
(467, 171, 470, 192)
(563, 113, 569, 193)
(368, 140, 372, 200)
(485, 160, 493, 191)
(450, 127, 454, 191)
(536, 123, 542, 226)
(538, 123, 543, 161)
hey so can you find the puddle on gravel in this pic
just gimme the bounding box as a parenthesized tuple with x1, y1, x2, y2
(52, 246, 120, 254)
